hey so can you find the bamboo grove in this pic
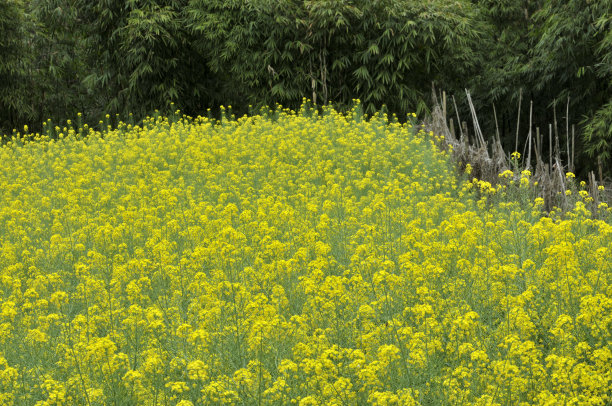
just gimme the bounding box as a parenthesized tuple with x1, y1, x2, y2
(1, 0, 611, 178)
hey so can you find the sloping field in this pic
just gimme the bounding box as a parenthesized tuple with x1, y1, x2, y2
(0, 106, 610, 405)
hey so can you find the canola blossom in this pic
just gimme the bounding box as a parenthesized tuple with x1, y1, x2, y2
(0, 105, 610, 405)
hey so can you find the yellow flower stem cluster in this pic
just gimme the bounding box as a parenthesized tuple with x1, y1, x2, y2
(0, 103, 610, 405)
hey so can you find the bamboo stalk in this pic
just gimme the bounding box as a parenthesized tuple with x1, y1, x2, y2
(553, 99, 560, 159)
(549, 124, 553, 170)
(453, 95, 463, 139)
(571, 124, 575, 173)
(431, 82, 439, 106)
(465, 89, 487, 156)
(442, 91, 447, 127)
(493, 103, 500, 141)
(493, 103, 504, 158)
(590, 171, 599, 214)
(598, 157, 603, 183)
(527, 100, 533, 169)
(535, 127, 541, 164)
(515, 88, 522, 153)
(556, 157, 567, 209)
(566, 96, 570, 166)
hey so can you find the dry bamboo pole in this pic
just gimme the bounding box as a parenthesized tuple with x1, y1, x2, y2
(527, 100, 533, 170)
(465, 90, 479, 150)
(556, 157, 567, 209)
(465, 89, 487, 157)
(549, 124, 553, 170)
(453, 95, 463, 139)
(554, 100, 560, 160)
(431, 83, 439, 106)
(442, 91, 447, 127)
(598, 157, 603, 183)
(515, 88, 522, 153)
(493, 104, 501, 142)
(590, 171, 599, 214)
(571, 125, 575, 173)
(535, 127, 541, 164)
(431, 84, 450, 138)
(566, 97, 570, 167)
(492, 103, 504, 158)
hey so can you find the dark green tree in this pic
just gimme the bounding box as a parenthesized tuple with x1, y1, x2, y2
(467, 0, 542, 148)
(187, 0, 483, 116)
(581, 5, 612, 167)
(526, 0, 612, 173)
(27, 0, 89, 126)
(77, 0, 212, 120)
(0, 0, 30, 134)
(187, 0, 308, 112)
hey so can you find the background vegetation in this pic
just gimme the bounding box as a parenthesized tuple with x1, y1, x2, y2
(1, 0, 611, 178)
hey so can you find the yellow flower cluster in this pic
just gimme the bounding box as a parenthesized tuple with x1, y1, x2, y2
(0, 104, 610, 405)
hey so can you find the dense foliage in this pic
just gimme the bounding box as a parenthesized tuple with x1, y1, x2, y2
(77, 0, 212, 118)
(188, 0, 481, 115)
(525, 0, 612, 166)
(0, 106, 610, 404)
(0, 0, 611, 176)
(0, 0, 29, 129)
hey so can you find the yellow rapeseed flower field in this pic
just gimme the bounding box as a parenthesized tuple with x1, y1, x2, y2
(0, 104, 610, 405)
